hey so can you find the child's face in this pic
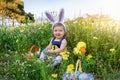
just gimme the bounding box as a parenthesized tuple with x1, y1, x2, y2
(53, 25, 65, 39)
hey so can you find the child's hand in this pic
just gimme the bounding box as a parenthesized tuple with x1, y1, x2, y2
(48, 49, 54, 53)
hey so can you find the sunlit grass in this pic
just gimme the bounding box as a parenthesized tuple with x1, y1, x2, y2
(0, 18, 120, 79)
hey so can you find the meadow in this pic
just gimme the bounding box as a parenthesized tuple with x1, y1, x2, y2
(0, 17, 120, 80)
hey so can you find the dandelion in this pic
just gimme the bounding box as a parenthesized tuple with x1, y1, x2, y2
(87, 54, 93, 60)
(67, 64, 74, 73)
(60, 51, 70, 60)
(60, 52, 65, 55)
(110, 48, 115, 52)
(62, 54, 69, 60)
(51, 74, 57, 78)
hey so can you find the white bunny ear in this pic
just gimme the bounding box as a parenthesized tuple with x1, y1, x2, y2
(58, 8, 64, 22)
(45, 11, 55, 23)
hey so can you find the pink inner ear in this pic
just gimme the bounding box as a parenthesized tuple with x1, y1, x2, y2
(45, 12, 55, 23)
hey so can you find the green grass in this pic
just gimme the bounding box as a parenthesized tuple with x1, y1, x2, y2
(0, 18, 120, 80)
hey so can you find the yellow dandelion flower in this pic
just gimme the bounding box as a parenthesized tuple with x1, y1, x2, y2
(51, 74, 57, 78)
(60, 52, 66, 56)
(110, 48, 115, 52)
(67, 68, 72, 73)
(67, 64, 74, 70)
(62, 54, 69, 60)
(60, 52, 69, 60)
(87, 54, 93, 60)
(67, 64, 74, 73)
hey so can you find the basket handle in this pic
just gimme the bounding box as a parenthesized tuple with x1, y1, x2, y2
(75, 59, 82, 73)
(74, 59, 83, 80)
(29, 45, 39, 53)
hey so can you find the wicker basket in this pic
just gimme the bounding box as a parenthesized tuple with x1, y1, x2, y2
(75, 59, 94, 80)
(27, 45, 39, 59)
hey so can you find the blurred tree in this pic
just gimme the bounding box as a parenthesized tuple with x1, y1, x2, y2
(25, 13, 35, 24)
(0, 0, 9, 26)
(17, 13, 35, 25)
(0, 0, 35, 27)
(6, 0, 25, 26)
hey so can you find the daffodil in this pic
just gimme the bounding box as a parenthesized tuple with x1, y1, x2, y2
(80, 47, 86, 53)
(73, 47, 79, 55)
(74, 41, 87, 56)
(77, 41, 86, 49)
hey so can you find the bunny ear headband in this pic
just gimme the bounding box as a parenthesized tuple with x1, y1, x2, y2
(45, 8, 66, 31)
